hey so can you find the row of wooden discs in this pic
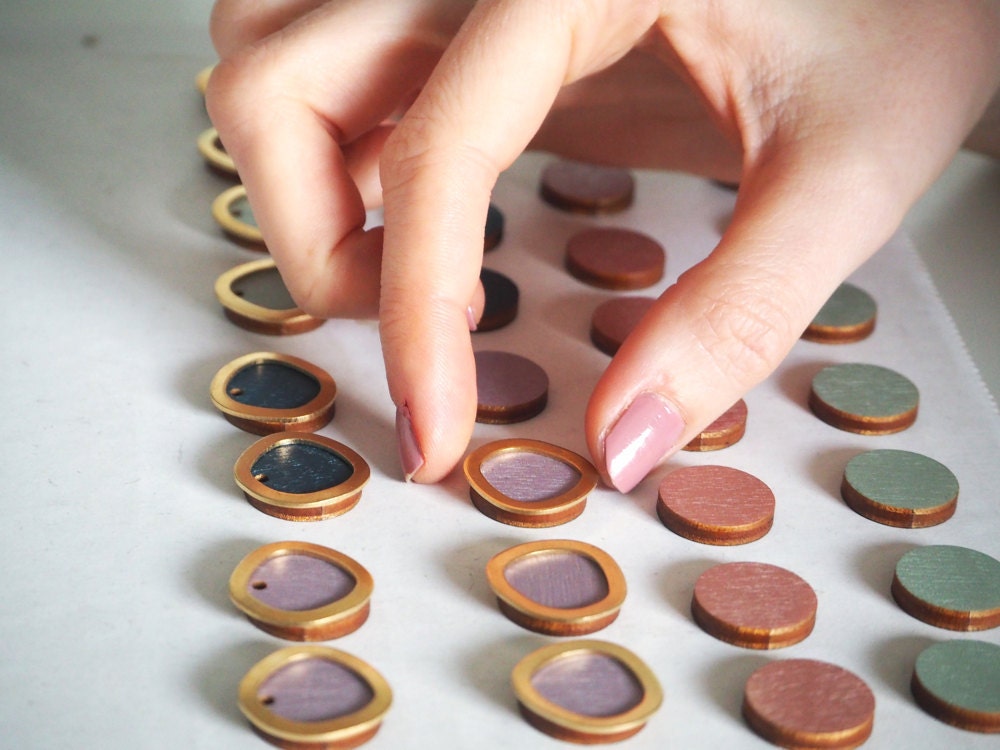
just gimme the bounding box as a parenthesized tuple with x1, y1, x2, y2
(196, 69, 998, 745)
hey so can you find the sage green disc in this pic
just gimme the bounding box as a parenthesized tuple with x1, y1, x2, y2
(809, 363, 918, 434)
(912, 640, 1000, 732)
(892, 545, 1000, 631)
(841, 449, 958, 527)
(804, 283, 877, 343)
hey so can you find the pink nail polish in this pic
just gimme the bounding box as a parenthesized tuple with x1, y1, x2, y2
(396, 404, 424, 482)
(604, 392, 685, 493)
(466, 305, 478, 332)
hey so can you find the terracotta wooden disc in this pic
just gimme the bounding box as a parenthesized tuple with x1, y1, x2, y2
(743, 659, 875, 749)
(841, 449, 958, 528)
(692, 562, 817, 648)
(656, 465, 774, 546)
(802, 283, 877, 344)
(911, 639, 1000, 733)
(477, 269, 519, 332)
(891, 545, 1000, 631)
(565, 228, 665, 290)
(682, 399, 748, 451)
(474, 350, 549, 424)
(589, 296, 654, 356)
(809, 362, 918, 434)
(539, 160, 635, 214)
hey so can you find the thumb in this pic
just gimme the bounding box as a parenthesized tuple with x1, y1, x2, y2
(586, 150, 906, 492)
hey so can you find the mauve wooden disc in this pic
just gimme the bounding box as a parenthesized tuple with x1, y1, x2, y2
(656, 465, 774, 545)
(692, 562, 816, 648)
(743, 659, 875, 749)
(539, 160, 635, 214)
(682, 399, 748, 451)
(589, 296, 654, 356)
(565, 228, 665, 290)
(475, 350, 549, 424)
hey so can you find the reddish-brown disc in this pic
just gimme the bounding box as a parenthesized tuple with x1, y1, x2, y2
(691, 562, 816, 648)
(656, 465, 774, 545)
(589, 296, 655, 356)
(565, 228, 665, 290)
(743, 659, 875, 749)
(475, 350, 549, 424)
(683, 400, 748, 451)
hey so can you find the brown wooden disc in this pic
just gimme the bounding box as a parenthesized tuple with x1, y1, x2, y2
(539, 160, 635, 214)
(474, 350, 549, 424)
(589, 296, 654, 356)
(565, 228, 665, 290)
(682, 399, 748, 451)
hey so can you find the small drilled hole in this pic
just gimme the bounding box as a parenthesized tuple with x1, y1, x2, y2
(233, 289, 245, 297)
(260, 695, 274, 706)
(251, 581, 267, 590)
(254, 473, 268, 483)
(228, 386, 244, 396)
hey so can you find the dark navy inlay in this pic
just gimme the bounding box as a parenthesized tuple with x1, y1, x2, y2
(484, 202, 505, 248)
(251, 442, 355, 494)
(227, 362, 320, 409)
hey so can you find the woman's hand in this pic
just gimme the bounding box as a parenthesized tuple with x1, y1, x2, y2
(207, 0, 1000, 489)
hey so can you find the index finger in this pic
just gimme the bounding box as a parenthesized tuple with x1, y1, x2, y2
(378, 0, 659, 481)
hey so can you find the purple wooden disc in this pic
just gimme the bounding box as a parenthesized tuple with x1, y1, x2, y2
(475, 350, 549, 424)
(532, 652, 644, 717)
(257, 658, 374, 723)
(248, 554, 356, 611)
(504, 551, 610, 609)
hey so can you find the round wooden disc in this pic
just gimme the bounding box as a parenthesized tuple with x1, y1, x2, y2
(841, 449, 958, 528)
(682, 399, 748, 451)
(657, 465, 774, 546)
(477, 269, 519, 332)
(539, 160, 635, 214)
(891, 545, 1000, 631)
(743, 659, 875, 749)
(911, 639, 1000, 733)
(589, 296, 654, 356)
(484, 202, 504, 251)
(802, 283, 877, 343)
(809, 362, 918, 434)
(474, 350, 549, 424)
(565, 228, 665, 290)
(692, 562, 816, 648)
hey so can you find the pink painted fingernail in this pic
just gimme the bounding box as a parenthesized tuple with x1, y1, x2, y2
(604, 392, 685, 493)
(396, 404, 424, 482)
(466, 305, 478, 332)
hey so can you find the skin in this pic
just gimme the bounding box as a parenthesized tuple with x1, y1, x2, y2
(207, 0, 1000, 487)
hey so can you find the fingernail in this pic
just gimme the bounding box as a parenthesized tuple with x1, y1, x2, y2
(466, 305, 478, 332)
(395, 404, 424, 482)
(604, 392, 685, 493)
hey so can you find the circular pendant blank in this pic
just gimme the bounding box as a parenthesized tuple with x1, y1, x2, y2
(238, 645, 392, 749)
(210, 352, 337, 435)
(477, 269, 519, 332)
(474, 350, 549, 424)
(234, 433, 370, 521)
(682, 399, 748, 452)
(215, 258, 323, 335)
(486, 540, 626, 636)
(463, 439, 598, 527)
(802, 283, 877, 343)
(212, 184, 265, 247)
(911, 639, 1000, 733)
(589, 296, 654, 356)
(512, 640, 663, 744)
(229, 541, 374, 640)
(539, 160, 635, 214)
(565, 228, 665, 290)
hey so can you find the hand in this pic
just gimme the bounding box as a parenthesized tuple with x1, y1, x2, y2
(207, 0, 1000, 490)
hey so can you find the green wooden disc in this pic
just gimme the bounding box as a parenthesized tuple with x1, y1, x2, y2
(804, 283, 877, 343)
(892, 545, 1000, 631)
(841, 449, 958, 527)
(912, 640, 1000, 732)
(809, 362, 918, 434)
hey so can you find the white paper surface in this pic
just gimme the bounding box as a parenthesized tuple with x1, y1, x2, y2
(1, 34, 998, 750)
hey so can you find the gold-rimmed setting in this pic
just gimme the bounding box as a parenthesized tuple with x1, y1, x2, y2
(512, 640, 662, 744)
(234, 433, 370, 521)
(486, 540, 626, 636)
(463, 439, 598, 528)
(230, 542, 373, 640)
(212, 184, 265, 247)
(209, 352, 337, 435)
(197, 126, 238, 177)
(214, 258, 323, 336)
(238, 645, 392, 750)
